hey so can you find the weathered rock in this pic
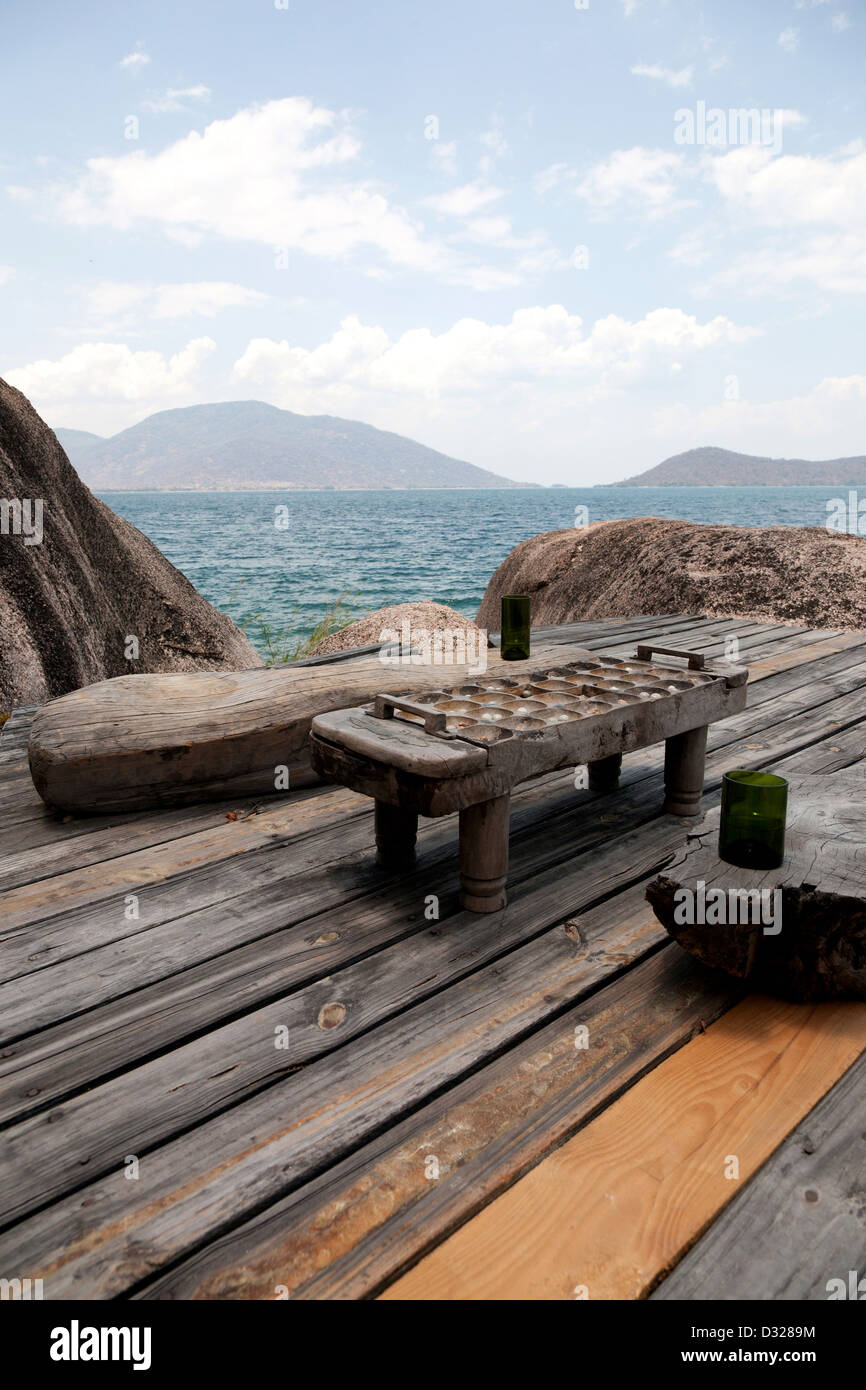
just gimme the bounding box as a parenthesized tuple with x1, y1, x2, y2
(476, 517, 866, 631)
(309, 600, 487, 658)
(0, 379, 261, 708)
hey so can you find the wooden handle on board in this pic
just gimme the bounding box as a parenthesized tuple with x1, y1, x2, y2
(372, 694, 448, 733)
(635, 644, 706, 670)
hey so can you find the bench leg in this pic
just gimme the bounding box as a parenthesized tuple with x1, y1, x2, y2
(588, 752, 622, 793)
(663, 725, 708, 816)
(459, 793, 510, 913)
(375, 800, 417, 870)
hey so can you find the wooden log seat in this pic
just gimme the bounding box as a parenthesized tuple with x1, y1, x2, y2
(646, 767, 866, 1000)
(26, 644, 568, 815)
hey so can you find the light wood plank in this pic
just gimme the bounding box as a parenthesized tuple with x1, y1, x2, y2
(381, 995, 866, 1300)
(652, 1049, 866, 1300)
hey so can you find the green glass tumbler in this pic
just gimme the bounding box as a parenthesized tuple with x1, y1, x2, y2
(500, 595, 531, 661)
(718, 770, 788, 869)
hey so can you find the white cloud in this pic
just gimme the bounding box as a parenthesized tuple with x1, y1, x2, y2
(232, 305, 756, 407)
(701, 36, 730, 73)
(0, 266, 13, 285)
(708, 144, 866, 229)
(119, 45, 150, 71)
(778, 27, 800, 52)
(6, 338, 215, 425)
(650, 374, 866, 460)
(832, 11, 852, 32)
(630, 63, 694, 89)
(462, 216, 519, 245)
(227, 307, 758, 481)
(651, 143, 866, 295)
(50, 98, 447, 274)
(419, 179, 558, 285)
(31, 99, 556, 291)
(774, 108, 810, 135)
(142, 85, 211, 114)
(82, 280, 269, 325)
(424, 181, 506, 218)
(658, 144, 866, 296)
(4, 310, 762, 481)
(700, 233, 866, 295)
(577, 147, 689, 217)
(542, 141, 862, 295)
(444, 265, 526, 291)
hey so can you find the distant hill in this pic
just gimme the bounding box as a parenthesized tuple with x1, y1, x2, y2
(53, 400, 530, 490)
(54, 427, 105, 457)
(616, 445, 866, 487)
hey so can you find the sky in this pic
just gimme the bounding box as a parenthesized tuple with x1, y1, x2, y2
(1, 0, 864, 484)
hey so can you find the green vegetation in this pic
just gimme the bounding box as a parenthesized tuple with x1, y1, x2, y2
(229, 581, 357, 665)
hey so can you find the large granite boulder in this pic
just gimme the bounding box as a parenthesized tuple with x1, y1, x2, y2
(0, 379, 261, 708)
(477, 517, 866, 631)
(308, 600, 486, 658)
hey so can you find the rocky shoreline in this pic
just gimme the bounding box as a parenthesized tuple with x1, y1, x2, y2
(4, 381, 866, 709)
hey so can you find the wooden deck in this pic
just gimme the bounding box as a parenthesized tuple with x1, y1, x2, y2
(1, 612, 865, 1301)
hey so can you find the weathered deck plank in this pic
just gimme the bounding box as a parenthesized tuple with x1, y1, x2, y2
(1, 651, 859, 1040)
(0, 820, 678, 1224)
(2, 627, 866, 1091)
(138, 942, 737, 1301)
(0, 617, 864, 1302)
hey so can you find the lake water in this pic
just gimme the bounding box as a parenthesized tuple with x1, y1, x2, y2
(99, 486, 843, 658)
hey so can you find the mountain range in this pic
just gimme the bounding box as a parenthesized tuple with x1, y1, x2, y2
(54, 401, 529, 490)
(616, 445, 866, 487)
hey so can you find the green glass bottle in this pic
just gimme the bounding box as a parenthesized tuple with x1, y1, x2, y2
(500, 595, 531, 661)
(718, 770, 788, 869)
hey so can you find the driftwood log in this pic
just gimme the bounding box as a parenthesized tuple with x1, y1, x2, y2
(647, 770, 866, 1000)
(27, 641, 570, 814)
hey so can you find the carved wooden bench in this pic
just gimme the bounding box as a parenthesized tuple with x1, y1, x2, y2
(310, 643, 749, 912)
(27, 643, 568, 814)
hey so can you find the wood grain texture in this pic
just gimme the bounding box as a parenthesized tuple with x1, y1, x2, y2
(3, 632, 865, 1070)
(20, 615, 756, 816)
(0, 817, 680, 1225)
(136, 915, 737, 1300)
(652, 1048, 866, 1300)
(381, 995, 866, 1300)
(0, 864, 683, 1296)
(311, 653, 747, 814)
(26, 640, 571, 813)
(3, 639, 860, 1048)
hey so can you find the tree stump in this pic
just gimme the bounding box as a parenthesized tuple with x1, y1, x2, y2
(646, 770, 866, 1001)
